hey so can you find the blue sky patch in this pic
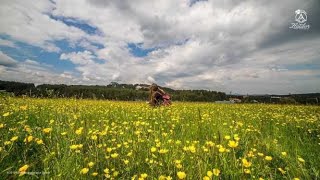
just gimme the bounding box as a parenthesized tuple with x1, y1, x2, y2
(127, 43, 156, 57)
(0, 36, 76, 72)
(49, 15, 99, 35)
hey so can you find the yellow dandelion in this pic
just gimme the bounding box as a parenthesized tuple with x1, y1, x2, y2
(24, 135, 33, 143)
(4, 141, 11, 145)
(92, 172, 98, 176)
(80, 168, 89, 174)
(43, 128, 52, 134)
(159, 149, 168, 154)
(88, 162, 94, 168)
(70, 145, 78, 150)
(265, 156, 272, 161)
(176, 163, 183, 169)
(111, 153, 119, 158)
(113, 171, 119, 177)
(258, 152, 264, 157)
(91, 135, 98, 140)
(123, 159, 129, 165)
(219, 147, 226, 153)
(3, 112, 10, 117)
(19, 164, 29, 176)
(36, 139, 43, 144)
(228, 140, 238, 148)
(141, 173, 148, 178)
(75, 127, 83, 135)
(213, 168, 220, 176)
(10, 136, 18, 142)
(207, 170, 213, 177)
(203, 176, 210, 180)
(278, 168, 286, 174)
(189, 145, 196, 153)
(244, 169, 251, 174)
(242, 158, 252, 168)
(150, 147, 157, 153)
(104, 167, 109, 174)
(298, 157, 305, 163)
(158, 175, 166, 180)
(177, 171, 186, 179)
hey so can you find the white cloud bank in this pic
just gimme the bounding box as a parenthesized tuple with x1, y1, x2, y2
(0, 0, 319, 94)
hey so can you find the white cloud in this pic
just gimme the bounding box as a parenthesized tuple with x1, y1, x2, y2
(60, 50, 95, 65)
(0, 0, 319, 94)
(0, 51, 18, 67)
(0, 0, 101, 52)
(0, 58, 84, 85)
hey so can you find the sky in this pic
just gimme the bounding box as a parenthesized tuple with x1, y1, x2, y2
(0, 0, 319, 94)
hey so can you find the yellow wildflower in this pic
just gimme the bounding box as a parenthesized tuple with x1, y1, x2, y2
(219, 147, 226, 153)
(43, 128, 52, 134)
(150, 147, 157, 153)
(203, 176, 210, 180)
(70, 145, 79, 150)
(298, 157, 305, 163)
(265, 156, 272, 161)
(159, 149, 168, 154)
(36, 139, 43, 144)
(242, 158, 252, 168)
(244, 169, 251, 174)
(24, 135, 33, 143)
(88, 162, 94, 168)
(111, 153, 119, 158)
(10, 136, 18, 142)
(141, 173, 148, 178)
(213, 168, 220, 176)
(75, 127, 83, 135)
(258, 153, 264, 157)
(80, 168, 89, 174)
(19, 164, 29, 176)
(278, 168, 286, 174)
(91, 135, 98, 140)
(177, 171, 186, 179)
(228, 140, 238, 148)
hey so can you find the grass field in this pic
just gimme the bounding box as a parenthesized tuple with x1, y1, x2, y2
(0, 97, 319, 179)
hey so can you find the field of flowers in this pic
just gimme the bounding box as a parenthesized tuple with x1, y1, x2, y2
(0, 97, 319, 179)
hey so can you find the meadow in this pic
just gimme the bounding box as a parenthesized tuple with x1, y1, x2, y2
(0, 97, 319, 179)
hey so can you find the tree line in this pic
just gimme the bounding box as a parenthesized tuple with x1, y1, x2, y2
(0, 80, 226, 102)
(1, 80, 318, 104)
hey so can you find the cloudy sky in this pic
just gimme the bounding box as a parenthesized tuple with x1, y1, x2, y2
(0, 0, 319, 94)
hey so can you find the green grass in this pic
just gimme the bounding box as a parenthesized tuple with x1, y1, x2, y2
(0, 97, 319, 179)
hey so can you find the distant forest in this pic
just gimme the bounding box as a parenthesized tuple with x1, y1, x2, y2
(0, 80, 226, 102)
(0, 80, 319, 104)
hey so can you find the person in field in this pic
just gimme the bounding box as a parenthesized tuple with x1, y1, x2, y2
(149, 83, 171, 106)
